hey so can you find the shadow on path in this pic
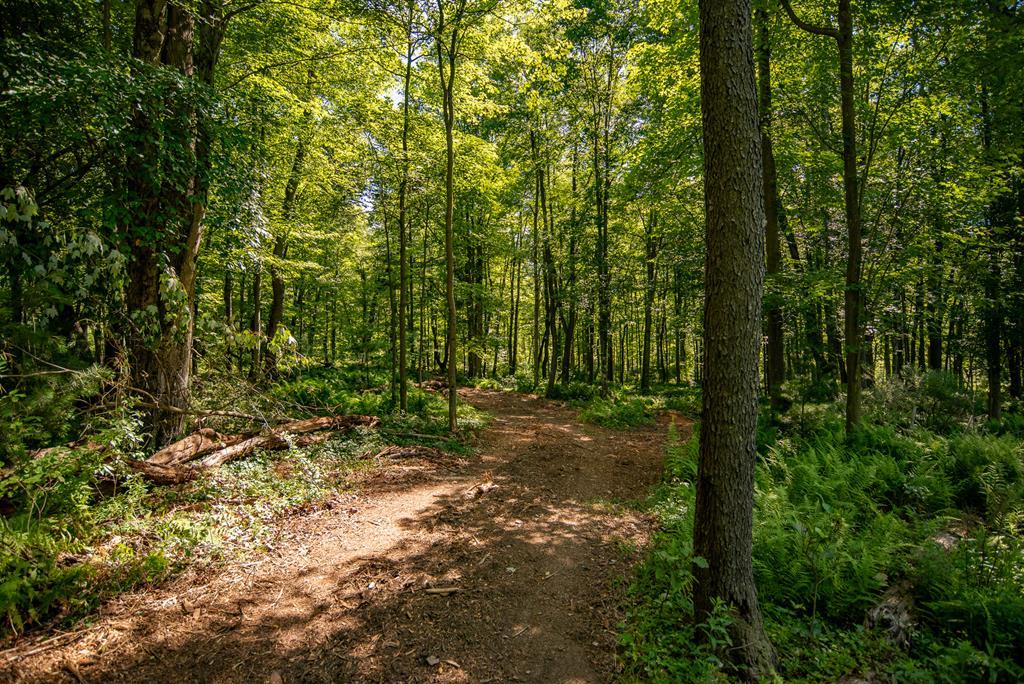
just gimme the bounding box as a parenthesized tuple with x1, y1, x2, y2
(3, 390, 684, 684)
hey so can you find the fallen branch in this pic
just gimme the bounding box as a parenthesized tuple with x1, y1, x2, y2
(270, 414, 380, 436)
(366, 445, 445, 460)
(129, 460, 198, 485)
(417, 379, 447, 392)
(132, 414, 380, 482)
(462, 481, 498, 500)
(148, 428, 247, 466)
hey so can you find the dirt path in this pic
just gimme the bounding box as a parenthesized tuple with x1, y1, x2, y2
(3, 389, 683, 684)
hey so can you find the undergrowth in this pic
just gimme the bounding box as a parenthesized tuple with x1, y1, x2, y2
(0, 367, 483, 640)
(620, 376, 1024, 683)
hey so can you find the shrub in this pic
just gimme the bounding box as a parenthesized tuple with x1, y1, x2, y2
(661, 386, 702, 418)
(547, 381, 599, 402)
(578, 397, 653, 429)
(620, 426, 730, 682)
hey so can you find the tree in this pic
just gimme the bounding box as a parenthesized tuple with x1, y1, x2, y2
(757, 0, 784, 405)
(781, 0, 864, 432)
(692, 0, 775, 677)
(124, 0, 229, 445)
(427, 0, 500, 429)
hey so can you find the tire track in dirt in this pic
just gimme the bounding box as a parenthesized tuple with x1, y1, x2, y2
(3, 389, 684, 684)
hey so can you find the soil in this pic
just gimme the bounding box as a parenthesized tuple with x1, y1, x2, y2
(1, 389, 687, 684)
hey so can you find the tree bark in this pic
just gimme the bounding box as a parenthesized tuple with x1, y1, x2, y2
(757, 2, 785, 404)
(781, 0, 863, 432)
(397, 2, 414, 411)
(640, 209, 659, 393)
(125, 0, 225, 446)
(265, 105, 308, 375)
(436, 8, 462, 432)
(694, 0, 774, 676)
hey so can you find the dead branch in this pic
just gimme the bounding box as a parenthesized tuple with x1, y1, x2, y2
(366, 445, 445, 460)
(133, 414, 380, 481)
(148, 428, 248, 466)
(128, 460, 198, 485)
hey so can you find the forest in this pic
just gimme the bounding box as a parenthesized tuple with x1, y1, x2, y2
(1, 0, 1023, 681)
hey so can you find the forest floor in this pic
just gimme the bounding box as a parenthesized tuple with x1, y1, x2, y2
(1, 388, 683, 684)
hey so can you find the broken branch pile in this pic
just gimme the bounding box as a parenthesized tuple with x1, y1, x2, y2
(130, 415, 380, 485)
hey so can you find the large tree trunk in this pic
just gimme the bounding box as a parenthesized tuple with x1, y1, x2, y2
(125, 0, 224, 446)
(694, 0, 774, 676)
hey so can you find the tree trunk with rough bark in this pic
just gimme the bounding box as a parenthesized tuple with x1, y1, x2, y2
(125, 0, 226, 446)
(694, 0, 775, 677)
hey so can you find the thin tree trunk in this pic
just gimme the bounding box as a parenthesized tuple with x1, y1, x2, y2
(265, 126, 307, 374)
(757, 3, 785, 404)
(397, 3, 414, 411)
(640, 209, 658, 393)
(781, 0, 863, 431)
(436, 17, 461, 431)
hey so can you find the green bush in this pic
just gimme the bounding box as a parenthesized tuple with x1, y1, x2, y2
(547, 381, 599, 402)
(622, 397, 1024, 681)
(578, 397, 653, 429)
(661, 386, 702, 418)
(620, 426, 731, 682)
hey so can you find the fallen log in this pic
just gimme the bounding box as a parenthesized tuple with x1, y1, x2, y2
(132, 414, 380, 483)
(196, 432, 334, 469)
(148, 428, 247, 466)
(129, 460, 198, 485)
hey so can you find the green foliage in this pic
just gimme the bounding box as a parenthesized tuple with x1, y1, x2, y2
(547, 381, 600, 402)
(622, 391, 1024, 681)
(913, 528, 1024, 674)
(0, 359, 114, 464)
(943, 434, 1024, 521)
(660, 386, 702, 419)
(868, 371, 978, 434)
(0, 369, 483, 638)
(578, 396, 654, 430)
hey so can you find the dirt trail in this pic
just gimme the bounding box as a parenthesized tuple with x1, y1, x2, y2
(3, 389, 684, 684)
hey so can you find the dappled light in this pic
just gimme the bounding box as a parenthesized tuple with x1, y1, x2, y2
(3, 390, 671, 682)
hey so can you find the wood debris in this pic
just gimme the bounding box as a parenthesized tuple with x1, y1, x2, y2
(132, 414, 380, 484)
